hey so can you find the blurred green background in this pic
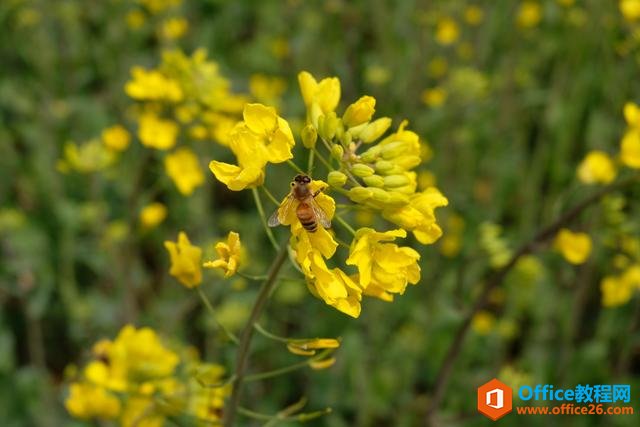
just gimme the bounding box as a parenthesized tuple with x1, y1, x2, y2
(1, 0, 640, 426)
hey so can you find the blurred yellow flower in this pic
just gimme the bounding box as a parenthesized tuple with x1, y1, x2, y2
(554, 228, 592, 265)
(621, 130, 640, 168)
(620, 0, 640, 21)
(435, 17, 460, 46)
(203, 231, 242, 277)
(57, 140, 116, 174)
(65, 382, 120, 420)
(125, 67, 183, 102)
(298, 71, 341, 115)
(472, 311, 496, 335)
(464, 5, 484, 25)
(139, 202, 168, 229)
(140, 0, 183, 15)
(600, 265, 640, 307)
(365, 65, 391, 86)
(517, 1, 542, 28)
(159, 17, 188, 40)
(427, 56, 448, 78)
(577, 150, 617, 184)
(421, 87, 448, 108)
(624, 101, 640, 127)
(126, 10, 145, 29)
(138, 112, 179, 150)
(210, 104, 295, 191)
(101, 125, 131, 151)
(165, 147, 205, 195)
(249, 74, 286, 107)
(165, 232, 203, 288)
(347, 228, 420, 301)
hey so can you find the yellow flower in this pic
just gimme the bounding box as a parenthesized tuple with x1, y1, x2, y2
(621, 130, 640, 168)
(138, 112, 179, 150)
(165, 232, 203, 288)
(139, 202, 167, 229)
(57, 140, 116, 174)
(101, 125, 131, 151)
(576, 150, 617, 184)
(126, 10, 145, 29)
(517, 1, 542, 28)
(121, 396, 166, 427)
(203, 231, 242, 277)
(382, 188, 449, 244)
(346, 228, 420, 301)
(298, 71, 341, 115)
(554, 228, 592, 265)
(249, 74, 286, 107)
(464, 6, 484, 25)
(286, 338, 340, 356)
(421, 87, 448, 108)
(624, 101, 640, 128)
(159, 17, 188, 40)
(601, 275, 634, 307)
(210, 103, 295, 191)
(620, 0, 640, 21)
(165, 147, 205, 195)
(342, 95, 376, 128)
(65, 382, 121, 420)
(472, 311, 496, 335)
(435, 17, 460, 46)
(125, 67, 183, 102)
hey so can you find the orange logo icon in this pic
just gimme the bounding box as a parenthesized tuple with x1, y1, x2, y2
(478, 378, 513, 421)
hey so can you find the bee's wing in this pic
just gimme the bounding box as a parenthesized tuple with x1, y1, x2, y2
(307, 197, 332, 229)
(268, 193, 295, 227)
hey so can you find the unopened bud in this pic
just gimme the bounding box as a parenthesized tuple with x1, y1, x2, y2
(360, 117, 392, 143)
(342, 96, 376, 128)
(374, 160, 395, 173)
(380, 141, 407, 159)
(348, 187, 372, 203)
(359, 145, 381, 163)
(328, 171, 348, 187)
(330, 144, 344, 160)
(351, 163, 375, 177)
(363, 175, 385, 187)
(393, 155, 421, 170)
(369, 187, 391, 203)
(386, 192, 410, 206)
(319, 111, 339, 140)
(384, 174, 410, 188)
(301, 124, 317, 149)
(308, 103, 323, 128)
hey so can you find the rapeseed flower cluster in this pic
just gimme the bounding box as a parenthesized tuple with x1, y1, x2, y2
(65, 325, 229, 426)
(209, 71, 447, 317)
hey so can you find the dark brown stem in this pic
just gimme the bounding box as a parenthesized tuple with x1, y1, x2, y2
(224, 241, 289, 427)
(425, 175, 638, 425)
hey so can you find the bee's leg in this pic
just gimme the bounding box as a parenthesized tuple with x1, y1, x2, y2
(312, 188, 324, 198)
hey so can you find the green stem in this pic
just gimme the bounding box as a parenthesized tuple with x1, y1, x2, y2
(261, 186, 280, 206)
(253, 323, 290, 343)
(196, 287, 239, 345)
(308, 149, 315, 174)
(224, 241, 289, 427)
(286, 160, 305, 174)
(244, 349, 333, 382)
(252, 188, 280, 251)
(312, 147, 333, 171)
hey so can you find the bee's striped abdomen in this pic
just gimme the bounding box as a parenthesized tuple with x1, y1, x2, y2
(297, 203, 317, 232)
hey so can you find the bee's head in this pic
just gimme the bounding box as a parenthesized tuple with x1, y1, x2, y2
(293, 174, 311, 185)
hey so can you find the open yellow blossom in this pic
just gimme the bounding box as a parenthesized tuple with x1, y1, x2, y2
(621, 130, 640, 168)
(517, 1, 542, 28)
(65, 382, 121, 420)
(57, 140, 116, 173)
(165, 232, 203, 288)
(347, 228, 420, 301)
(159, 17, 188, 40)
(554, 228, 592, 265)
(298, 71, 341, 115)
(382, 188, 449, 244)
(125, 67, 183, 102)
(138, 112, 179, 150)
(435, 17, 460, 46)
(101, 125, 131, 151)
(203, 231, 242, 277)
(210, 104, 295, 190)
(620, 0, 640, 21)
(139, 202, 167, 229)
(165, 147, 205, 195)
(601, 275, 634, 307)
(577, 150, 617, 184)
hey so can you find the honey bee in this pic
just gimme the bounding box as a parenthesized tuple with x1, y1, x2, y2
(268, 174, 331, 233)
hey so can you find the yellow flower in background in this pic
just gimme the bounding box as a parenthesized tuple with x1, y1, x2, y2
(139, 202, 168, 229)
(621, 130, 640, 168)
(472, 311, 496, 335)
(126, 10, 145, 29)
(140, 0, 183, 14)
(620, 0, 640, 21)
(165, 147, 205, 195)
(159, 17, 188, 40)
(210, 104, 295, 191)
(203, 231, 242, 277)
(249, 74, 286, 107)
(57, 140, 116, 174)
(138, 112, 179, 150)
(577, 150, 617, 184)
(464, 5, 484, 26)
(601, 275, 633, 307)
(121, 396, 166, 427)
(298, 71, 341, 115)
(125, 67, 183, 102)
(554, 228, 592, 265)
(65, 382, 121, 420)
(624, 101, 640, 127)
(343, 95, 376, 128)
(347, 228, 420, 301)
(101, 125, 131, 151)
(427, 56, 448, 78)
(435, 17, 459, 46)
(517, 1, 542, 28)
(421, 87, 447, 108)
(165, 232, 203, 288)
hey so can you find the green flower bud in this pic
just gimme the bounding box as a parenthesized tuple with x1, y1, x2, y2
(327, 171, 348, 188)
(342, 96, 376, 128)
(383, 174, 410, 188)
(348, 186, 373, 203)
(369, 187, 391, 203)
(363, 174, 385, 187)
(386, 192, 410, 206)
(391, 184, 416, 194)
(330, 144, 344, 160)
(360, 117, 392, 143)
(309, 103, 323, 128)
(380, 141, 408, 159)
(301, 124, 318, 149)
(341, 130, 353, 147)
(360, 145, 381, 163)
(351, 163, 375, 177)
(374, 160, 395, 173)
(318, 112, 339, 140)
(393, 155, 421, 170)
